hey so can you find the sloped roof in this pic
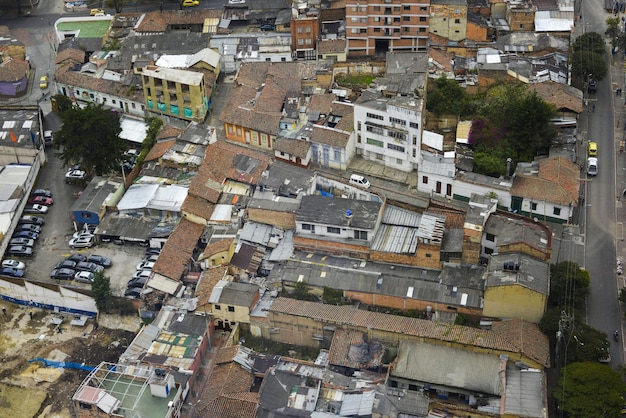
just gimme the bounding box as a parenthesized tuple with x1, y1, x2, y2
(270, 298, 550, 367)
(144, 139, 176, 162)
(54, 48, 87, 65)
(274, 137, 311, 158)
(527, 82, 583, 114)
(310, 125, 350, 148)
(0, 57, 28, 82)
(490, 318, 550, 367)
(317, 39, 346, 54)
(511, 156, 579, 205)
(55, 62, 144, 101)
(309, 93, 337, 115)
(134, 10, 223, 33)
(151, 218, 203, 280)
(181, 194, 215, 220)
(195, 266, 228, 306)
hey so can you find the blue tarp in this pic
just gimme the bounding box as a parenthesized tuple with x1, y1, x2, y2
(29, 358, 95, 372)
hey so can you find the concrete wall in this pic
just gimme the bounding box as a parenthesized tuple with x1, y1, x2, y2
(482, 284, 546, 323)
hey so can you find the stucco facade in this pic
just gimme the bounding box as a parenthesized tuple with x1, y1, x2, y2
(482, 284, 547, 323)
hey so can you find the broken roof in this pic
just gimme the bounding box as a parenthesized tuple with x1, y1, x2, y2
(296, 195, 381, 230)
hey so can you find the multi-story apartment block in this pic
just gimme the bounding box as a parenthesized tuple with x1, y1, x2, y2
(354, 95, 424, 172)
(345, 0, 430, 56)
(291, 8, 320, 60)
(142, 65, 208, 122)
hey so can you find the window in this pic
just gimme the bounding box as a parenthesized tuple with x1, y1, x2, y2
(403, 5, 410, 10)
(454, 18, 460, 23)
(403, 16, 410, 21)
(422, 176, 428, 184)
(374, 27, 381, 32)
(420, 6, 427, 10)
(298, 39, 304, 45)
(553, 207, 561, 216)
(360, 6, 366, 12)
(419, 27, 426, 32)
(389, 117, 406, 126)
(387, 143, 405, 152)
(354, 230, 368, 240)
(334, 149, 341, 159)
(266, 57, 272, 61)
(394, 17, 400, 22)
(420, 16, 427, 22)
(281, 57, 286, 62)
(215, 304, 221, 310)
(403, 27, 410, 32)
(360, 17, 367, 23)
(302, 223, 315, 233)
(486, 233, 495, 242)
(484, 247, 494, 255)
(327, 227, 341, 234)
(112, 100, 116, 104)
(374, 5, 380, 10)
(519, 24, 525, 29)
(366, 112, 384, 121)
(374, 16, 380, 21)
(306, 26, 311, 32)
(410, 122, 419, 129)
(531, 202, 537, 210)
(131, 103, 136, 109)
(228, 126, 233, 134)
(306, 39, 312, 45)
(366, 138, 384, 147)
(351, 28, 358, 34)
(396, 158, 403, 164)
(359, 28, 367, 34)
(228, 306, 235, 312)
(425, 253, 431, 258)
(298, 26, 304, 32)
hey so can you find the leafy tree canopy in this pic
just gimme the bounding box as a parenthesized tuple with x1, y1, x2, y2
(54, 102, 126, 177)
(549, 261, 590, 309)
(573, 32, 607, 56)
(567, 323, 610, 364)
(554, 362, 626, 417)
(571, 50, 608, 82)
(426, 75, 474, 117)
(92, 272, 112, 313)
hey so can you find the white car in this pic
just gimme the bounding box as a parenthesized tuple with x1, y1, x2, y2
(65, 170, 86, 182)
(74, 271, 94, 283)
(69, 236, 95, 249)
(72, 231, 95, 240)
(136, 261, 155, 271)
(24, 204, 48, 214)
(587, 157, 598, 176)
(2, 260, 25, 270)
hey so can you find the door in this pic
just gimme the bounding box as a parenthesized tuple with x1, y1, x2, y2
(322, 147, 329, 166)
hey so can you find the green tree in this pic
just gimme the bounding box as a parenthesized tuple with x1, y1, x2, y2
(549, 261, 590, 309)
(619, 286, 626, 306)
(426, 75, 474, 117)
(567, 323, 610, 364)
(573, 32, 608, 56)
(92, 272, 112, 313)
(571, 50, 608, 83)
(292, 281, 317, 301)
(506, 91, 555, 161)
(54, 102, 126, 177)
(473, 151, 507, 177)
(554, 362, 626, 417)
(51, 94, 75, 115)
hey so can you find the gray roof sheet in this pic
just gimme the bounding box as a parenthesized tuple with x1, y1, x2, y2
(486, 253, 549, 295)
(504, 368, 545, 417)
(297, 195, 381, 229)
(371, 224, 418, 254)
(392, 340, 505, 395)
(382, 205, 421, 226)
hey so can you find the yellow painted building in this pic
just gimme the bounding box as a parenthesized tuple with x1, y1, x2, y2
(142, 65, 208, 121)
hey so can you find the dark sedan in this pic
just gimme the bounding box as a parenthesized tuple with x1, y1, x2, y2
(87, 254, 112, 268)
(16, 224, 41, 234)
(50, 268, 76, 280)
(0, 267, 24, 278)
(13, 231, 39, 241)
(19, 215, 45, 225)
(31, 189, 52, 198)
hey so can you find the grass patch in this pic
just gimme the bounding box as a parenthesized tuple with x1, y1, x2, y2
(335, 75, 376, 88)
(239, 330, 322, 361)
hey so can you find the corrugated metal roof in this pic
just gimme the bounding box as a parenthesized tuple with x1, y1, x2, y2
(340, 391, 375, 416)
(504, 369, 544, 417)
(240, 221, 273, 246)
(371, 224, 418, 253)
(416, 213, 446, 242)
(119, 324, 160, 362)
(117, 183, 159, 211)
(382, 205, 421, 227)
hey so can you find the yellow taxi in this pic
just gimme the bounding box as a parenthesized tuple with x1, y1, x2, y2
(182, 0, 199, 6)
(39, 76, 48, 89)
(588, 141, 598, 157)
(90, 8, 105, 15)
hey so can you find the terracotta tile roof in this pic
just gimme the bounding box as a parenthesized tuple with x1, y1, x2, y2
(270, 298, 550, 367)
(144, 139, 176, 162)
(181, 194, 216, 220)
(246, 208, 296, 230)
(196, 393, 258, 418)
(214, 344, 240, 364)
(317, 39, 346, 54)
(195, 266, 229, 306)
(203, 238, 233, 258)
(54, 48, 86, 65)
(511, 156, 579, 206)
(334, 108, 354, 132)
(134, 10, 222, 33)
(527, 82, 584, 114)
(309, 93, 337, 115)
(197, 358, 254, 410)
(328, 328, 385, 369)
(156, 124, 183, 141)
(221, 62, 318, 136)
(55, 62, 144, 101)
(490, 318, 550, 367)
(310, 125, 350, 148)
(274, 137, 311, 159)
(0, 58, 28, 82)
(152, 218, 204, 280)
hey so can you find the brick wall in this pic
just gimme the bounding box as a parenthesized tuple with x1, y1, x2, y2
(462, 227, 481, 264)
(294, 235, 370, 259)
(416, 242, 442, 269)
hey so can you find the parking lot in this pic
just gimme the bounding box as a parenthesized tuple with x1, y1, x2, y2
(9, 149, 149, 296)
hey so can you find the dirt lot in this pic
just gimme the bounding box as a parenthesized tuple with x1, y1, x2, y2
(0, 302, 142, 418)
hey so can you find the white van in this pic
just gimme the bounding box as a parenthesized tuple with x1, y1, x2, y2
(349, 174, 371, 189)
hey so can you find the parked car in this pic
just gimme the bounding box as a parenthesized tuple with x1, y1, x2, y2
(55, 260, 77, 270)
(74, 271, 94, 283)
(50, 268, 75, 280)
(13, 231, 39, 240)
(124, 287, 143, 298)
(66, 254, 87, 263)
(31, 189, 52, 198)
(65, 170, 86, 182)
(587, 157, 598, 176)
(90, 7, 104, 15)
(72, 231, 94, 240)
(0, 267, 23, 278)
(43, 130, 53, 147)
(69, 236, 95, 249)
(8, 246, 33, 257)
(136, 261, 155, 271)
(182, 0, 199, 6)
(17, 224, 41, 234)
(75, 261, 104, 273)
(145, 247, 161, 256)
(19, 215, 44, 225)
(260, 24, 275, 31)
(588, 141, 598, 156)
(87, 254, 112, 268)
(127, 276, 148, 288)
(27, 196, 53, 206)
(349, 174, 371, 189)
(9, 238, 34, 247)
(588, 78, 598, 93)
(124, 149, 139, 158)
(143, 254, 159, 263)
(24, 204, 48, 214)
(2, 260, 25, 270)
(131, 270, 152, 281)
(39, 76, 48, 89)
